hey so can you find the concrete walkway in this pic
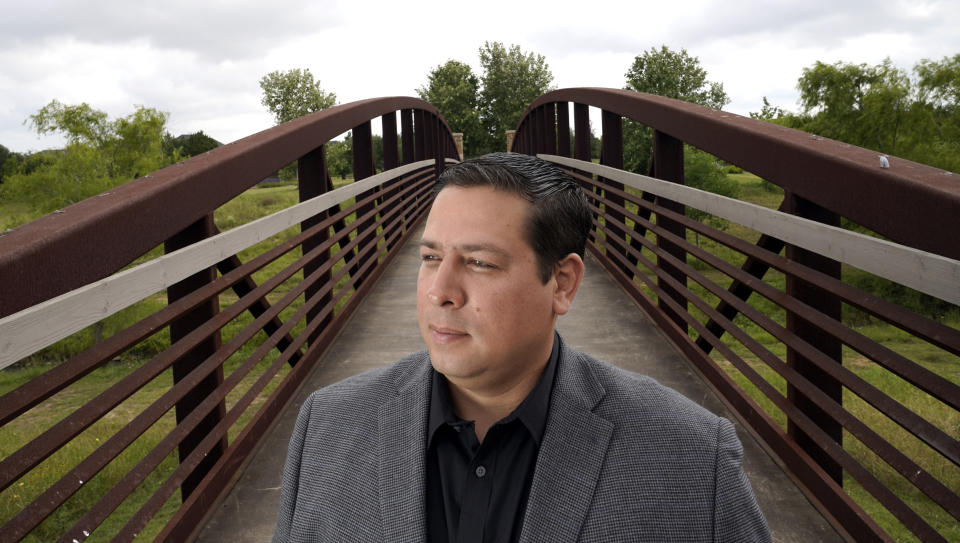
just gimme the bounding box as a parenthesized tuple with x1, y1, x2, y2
(195, 227, 842, 543)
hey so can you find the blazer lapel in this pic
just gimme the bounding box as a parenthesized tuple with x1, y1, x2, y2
(378, 357, 432, 542)
(519, 346, 614, 543)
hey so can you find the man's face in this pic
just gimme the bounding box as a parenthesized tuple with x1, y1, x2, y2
(417, 185, 559, 393)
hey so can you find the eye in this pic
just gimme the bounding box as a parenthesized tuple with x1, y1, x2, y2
(420, 253, 440, 264)
(468, 258, 496, 270)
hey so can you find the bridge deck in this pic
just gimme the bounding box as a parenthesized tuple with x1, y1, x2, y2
(195, 227, 842, 543)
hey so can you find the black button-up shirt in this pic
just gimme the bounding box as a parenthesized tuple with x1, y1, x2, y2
(425, 334, 560, 543)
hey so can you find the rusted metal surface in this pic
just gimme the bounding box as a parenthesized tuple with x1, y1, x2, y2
(558, 156, 960, 539)
(783, 192, 844, 484)
(156, 186, 434, 543)
(582, 221, 890, 542)
(516, 87, 960, 537)
(0, 97, 455, 319)
(652, 129, 687, 331)
(216, 253, 303, 366)
(414, 109, 426, 162)
(694, 230, 786, 355)
(0, 92, 451, 540)
(298, 145, 334, 349)
(522, 88, 960, 262)
(401, 109, 415, 165)
(556, 102, 570, 157)
(591, 197, 959, 512)
(589, 210, 949, 541)
(165, 214, 227, 499)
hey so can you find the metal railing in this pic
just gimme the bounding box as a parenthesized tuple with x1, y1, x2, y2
(513, 88, 960, 542)
(0, 97, 458, 541)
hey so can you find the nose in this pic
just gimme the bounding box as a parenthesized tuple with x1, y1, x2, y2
(424, 259, 465, 308)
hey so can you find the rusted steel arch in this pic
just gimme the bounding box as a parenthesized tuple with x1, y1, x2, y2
(0, 97, 458, 318)
(517, 87, 960, 262)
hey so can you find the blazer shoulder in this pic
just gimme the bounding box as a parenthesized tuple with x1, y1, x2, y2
(302, 349, 430, 415)
(570, 348, 723, 445)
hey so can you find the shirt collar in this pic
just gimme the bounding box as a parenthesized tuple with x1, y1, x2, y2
(427, 332, 561, 448)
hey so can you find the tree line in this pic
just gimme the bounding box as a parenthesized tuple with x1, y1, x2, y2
(0, 101, 219, 228)
(752, 56, 960, 173)
(3, 45, 958, 231)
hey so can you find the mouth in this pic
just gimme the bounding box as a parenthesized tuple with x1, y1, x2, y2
(429, 325, 469, 344)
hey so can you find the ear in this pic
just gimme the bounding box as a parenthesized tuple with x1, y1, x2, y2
(552, 253, 585, 316)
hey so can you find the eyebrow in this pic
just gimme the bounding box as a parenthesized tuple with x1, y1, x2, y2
(419, 239, 512, 260)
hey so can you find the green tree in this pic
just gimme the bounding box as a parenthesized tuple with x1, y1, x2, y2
(259, 68, 337, 124)
(326, 134, 352, 180)
(0, 144, 10, 184)
(625, 46, 729, 109)
(912, 54, 960, 172)
(766, 56, 960, 173)
(1, 101, 175, 224)
(478, 42, 554, 151)
(164, 131, 221, 158)
(417, 60, 486, 157)
(796, 59, 913, 154)
(622, 46, 730, 176)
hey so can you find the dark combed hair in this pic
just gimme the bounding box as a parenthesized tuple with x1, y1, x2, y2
(434, 152, 592, 283)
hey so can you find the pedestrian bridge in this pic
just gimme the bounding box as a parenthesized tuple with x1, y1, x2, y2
(1, 90, 958, 542)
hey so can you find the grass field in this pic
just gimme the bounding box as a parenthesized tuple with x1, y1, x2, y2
(2, 171, 958, 541)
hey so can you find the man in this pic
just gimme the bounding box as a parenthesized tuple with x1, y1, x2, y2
(274, 153, 770, 542)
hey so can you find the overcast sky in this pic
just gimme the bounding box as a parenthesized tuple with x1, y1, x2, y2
(2, 0, 958, 153)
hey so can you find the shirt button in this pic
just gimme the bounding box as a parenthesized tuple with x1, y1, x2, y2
(475, 465, 487, 478)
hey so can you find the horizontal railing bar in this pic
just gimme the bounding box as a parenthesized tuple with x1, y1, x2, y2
(152, 192, 433, 543)
(58, 215, 399, 541)
(593, 225, 952, 541)
(593, 212, 960, 518)
(583, 233, 888, 542)
(0, 168, 431, 427)
(5, 175, 433, 539)
(544, 155, 960, 307)
(583, 179, 960, 414)
(592, 196, 960, 468)
(570, 166, 960, 396)
(0, 173, 426, 492)
(0, 160, 438, 370)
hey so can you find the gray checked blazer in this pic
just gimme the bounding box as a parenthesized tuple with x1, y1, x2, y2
(273, 339, 770, 542)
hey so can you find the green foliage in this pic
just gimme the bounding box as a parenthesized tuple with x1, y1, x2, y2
(415, 43, 553, 154)
(756, 55, 960, 173)
(479, 42, 554, 152)
(683, 146, 740, 224)
(163, 131, 221, 158)
(0, 143, 10, 184)
(623, 46, 730, 175)
(749, 97, 790, 122)
(797, 59, 912, 154)
(29, 100, 111, 146)
(625, 46, 730, 109)
(326, 135, 352, 179)
(0, 102, 174, 222)
(417, 60, 486, 157)
(259, 68, 337, 125)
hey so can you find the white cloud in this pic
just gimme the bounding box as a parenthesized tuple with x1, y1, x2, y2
(1, 0, 958, 152)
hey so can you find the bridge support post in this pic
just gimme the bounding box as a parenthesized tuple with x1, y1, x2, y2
(298, 145, 334, 348)
(601, 110, 630, 278)
(164, 214, 227, 500)
(351, 120, 376, 287)
(784, 192, 843, 485)
(556, 102, 570, 158)
(401, 109, 415, 165)
(540, 103, 556, 155)
(382, 112, 401, 251)
(653, 130, 687, 332)
(414, 110, 426, 162)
